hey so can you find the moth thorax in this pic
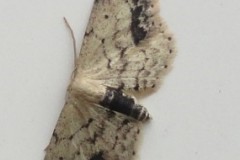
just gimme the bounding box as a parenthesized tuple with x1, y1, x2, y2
(71, 76, 107, 103)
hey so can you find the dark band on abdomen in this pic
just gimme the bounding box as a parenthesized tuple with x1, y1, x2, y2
(100, 87, 150, 121)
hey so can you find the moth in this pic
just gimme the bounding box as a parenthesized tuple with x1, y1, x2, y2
(44, 0, 175, 160)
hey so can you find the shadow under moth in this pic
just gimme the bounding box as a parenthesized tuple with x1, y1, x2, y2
(44, 0, 175, 159)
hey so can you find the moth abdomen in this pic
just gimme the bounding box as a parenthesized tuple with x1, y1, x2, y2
(100, 87, 150, 121)
(131, 104, 150, 121)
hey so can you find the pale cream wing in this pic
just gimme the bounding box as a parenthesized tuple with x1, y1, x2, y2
(78, 0, 175, 91)
(44, 98, 141, 160)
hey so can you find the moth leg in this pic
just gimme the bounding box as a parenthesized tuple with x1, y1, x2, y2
(100, 87, 150, 121)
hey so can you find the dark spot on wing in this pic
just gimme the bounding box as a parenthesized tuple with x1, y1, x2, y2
(101, 38, 105, 44)
(132, 0, 139, 5)
(112, 135, 119, 149)
(107, 59, 111, 69)
(85, 28, 93, 37)
(88, 118, 94, 124)
(137, 128, 140, 134)
(68, 135, 73, 140)
(53, 130, 59, 144)
(104, 15, 109, 19)
(90, 151, 105, 160)
(131, 6, 147, 45)
(134, 83, 140, 91)
(82, 118, 94, 128)
(59, 157, 63, 160)
(120, 47, 127, 58)
(122, 119, 130, 125)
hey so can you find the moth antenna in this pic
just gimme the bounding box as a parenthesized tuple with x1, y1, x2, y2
(63, 17, 77, 69)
